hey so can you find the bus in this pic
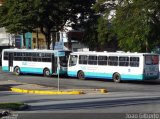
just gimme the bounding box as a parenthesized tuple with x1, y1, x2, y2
(151, 47, 160, 78)
(1, 49, 70, 76)
(67, 51, 159, 82)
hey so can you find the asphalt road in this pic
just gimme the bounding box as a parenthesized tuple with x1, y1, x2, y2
(1, 69, 160, 119)
(1, 68, 160, 93)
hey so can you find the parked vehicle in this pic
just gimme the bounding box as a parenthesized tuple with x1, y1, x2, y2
(68, 51, 159, 82)
(1, 48, 70, 76)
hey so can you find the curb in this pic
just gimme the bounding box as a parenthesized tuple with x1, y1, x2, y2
(10, 88, 84, 95)
(7, 80, 108, 95)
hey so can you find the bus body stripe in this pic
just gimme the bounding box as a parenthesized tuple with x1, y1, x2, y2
(2, 66, 8, 71)
(2, 66, 66, 75)
(67, 71, 157, 80)
(20, 67, 44, 74)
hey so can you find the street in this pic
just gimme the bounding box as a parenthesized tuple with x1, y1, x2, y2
(1, 69, 160, 119)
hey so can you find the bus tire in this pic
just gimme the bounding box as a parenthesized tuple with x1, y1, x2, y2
(77, 71, 85, 80)
(113, 73, 121, 83)
(43, 68, 50, 77)
(14, 66, 21, 75)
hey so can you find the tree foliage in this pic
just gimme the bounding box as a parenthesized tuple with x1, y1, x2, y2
(78, 0, 117, 51)
(0, 0, 35, 46)
(114, 0, 160, 52)
(1, 0, 159, 51)
(0, 0, 95, 49)
(95, 0, 160, 52)
(97, 16, 118, 51)
(80, 14, 99, 51)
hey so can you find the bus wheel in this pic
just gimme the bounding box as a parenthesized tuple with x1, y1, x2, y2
(113, 73, 121, 83)
(43, 68, 50, 77)
(77, 71, 85, 80)
(14, 67, 20, 75)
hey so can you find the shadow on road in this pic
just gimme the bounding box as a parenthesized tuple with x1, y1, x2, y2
(122, 80, 160, 85)
(81, 78, 160, 85)
(0, 84, 20, 91)
(28, 96, 160, 111)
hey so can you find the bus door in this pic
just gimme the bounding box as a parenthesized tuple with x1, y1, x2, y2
(8, 52, 14, 72)
(52, 54, 57, 74)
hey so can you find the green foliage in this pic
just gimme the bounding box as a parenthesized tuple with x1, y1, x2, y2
(97, 16, 118, 51)
(0, 0, 95, 49)
(94, 0, 160, 52)
(114, 0, 150, 52)
(81, 14, 99, 51)
(0, 0, 35, 33)
(0, 0, 36, 46)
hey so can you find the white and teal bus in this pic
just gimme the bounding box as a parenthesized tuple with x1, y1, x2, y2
(1, 49, 70, 76)
(67, 51, 159, 82)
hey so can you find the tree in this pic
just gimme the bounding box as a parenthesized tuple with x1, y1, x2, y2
(88, 0, 118, 51)
(115, 0, 160, 52)
(97, 16, 118, 51)
(94, 0, 160, 52)
(31, 0, 96, 49)
(0, 0, 36, 47)
(72, 0, 117, 51)
(81, 14, 99, 51)
(0, 0, 96, 49)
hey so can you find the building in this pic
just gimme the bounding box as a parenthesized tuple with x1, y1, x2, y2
(32, 30, 46, 49)
(0, 28, 11, 46)
(51, 31, 87, 51)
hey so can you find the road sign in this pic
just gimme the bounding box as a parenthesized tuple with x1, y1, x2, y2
(54, 42, 64, 50)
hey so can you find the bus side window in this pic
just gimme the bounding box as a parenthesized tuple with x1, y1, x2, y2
(119, 57, 129, 66)
(79, 55, 88, 64)
(98, 56, 107, 65)
(130, 57, 139, 67)
(69, 55, 77, 66)
(42, 53, 51, 62)
(108, 56, 118, 66)
(88, 55, 97, 65)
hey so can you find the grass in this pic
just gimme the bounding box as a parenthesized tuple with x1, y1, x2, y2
(0, 102, 29, 110)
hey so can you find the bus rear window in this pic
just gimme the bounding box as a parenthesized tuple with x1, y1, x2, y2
(145, 55, 159, 65)
(152, 55, 159, 65)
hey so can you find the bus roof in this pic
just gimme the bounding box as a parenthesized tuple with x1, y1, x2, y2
(2, 48, 68, 53)
(70, 51, 157, 56)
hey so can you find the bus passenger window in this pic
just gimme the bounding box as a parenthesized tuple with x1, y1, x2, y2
(79, 55, 88, 64)
(108, 56, 118, 66)
(119, 57, 129, 66)
(98, 56, 107, 65)
(130, 57, 139, 67)
(88, 55, 97, 65)
(69, 55, 77, 66)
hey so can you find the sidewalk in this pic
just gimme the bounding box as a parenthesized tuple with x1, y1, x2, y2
(0, 80, 107, 95)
